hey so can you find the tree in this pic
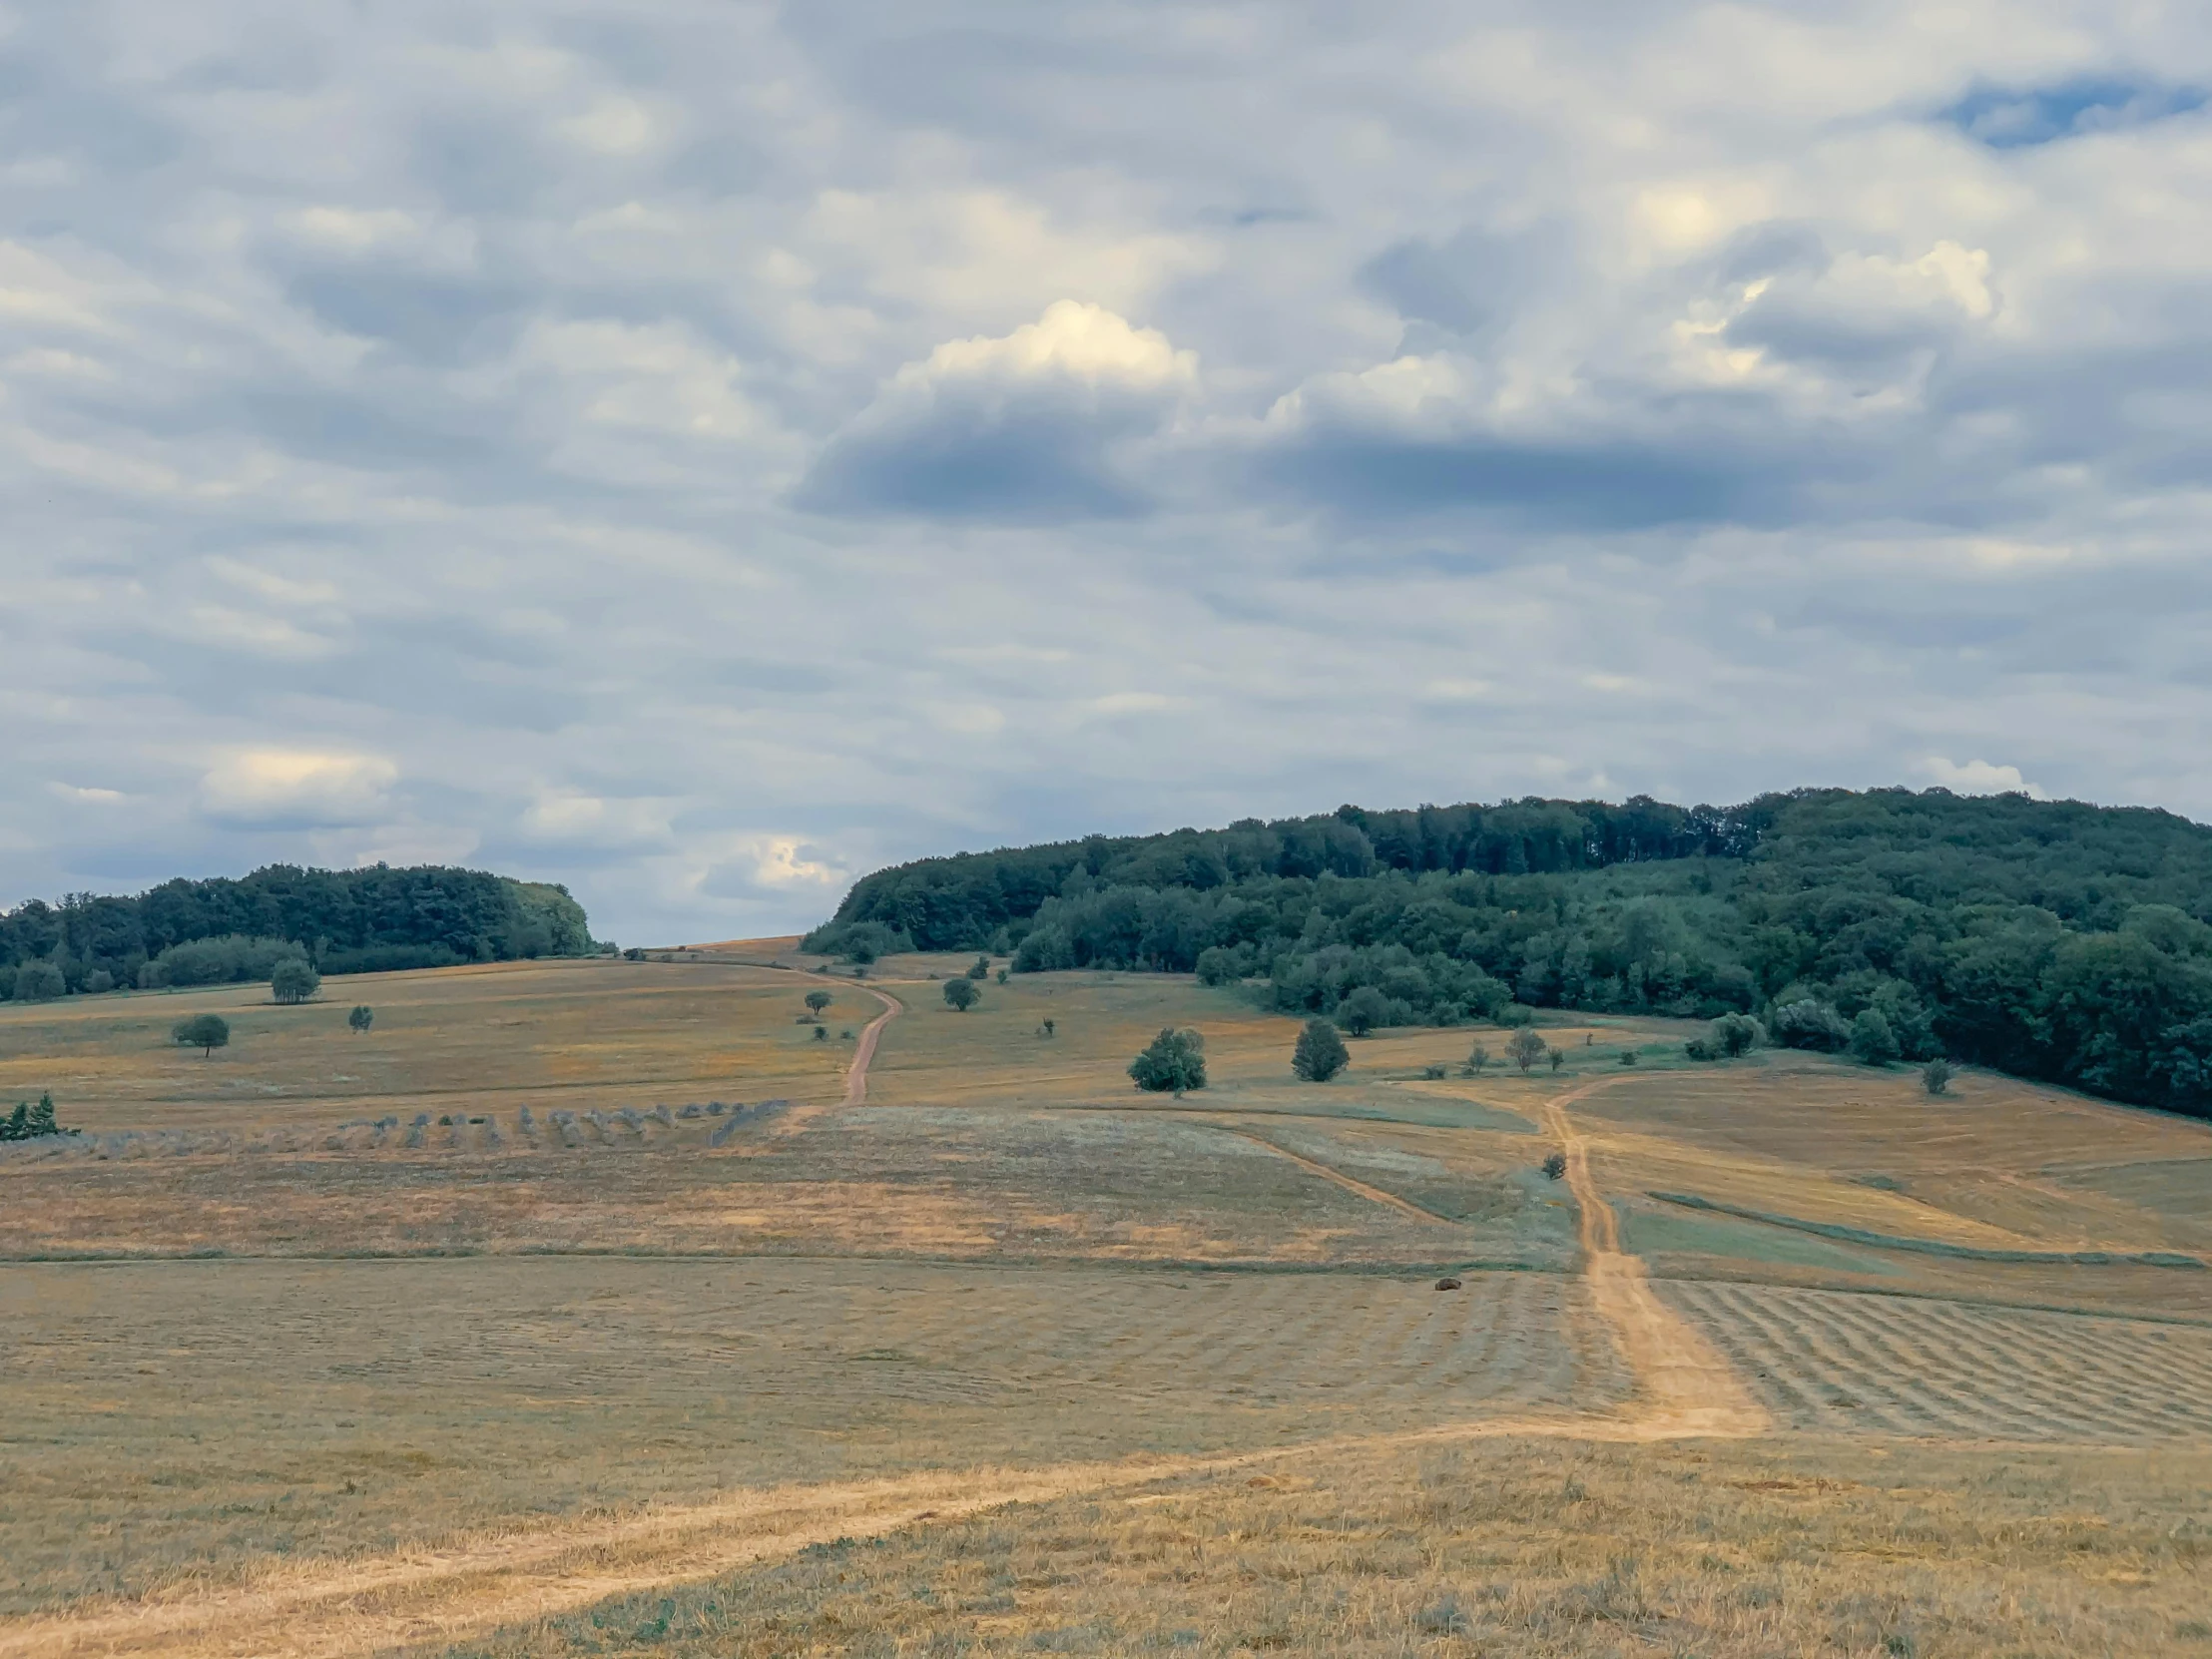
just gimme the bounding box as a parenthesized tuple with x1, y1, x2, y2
(1542, 1151, 1567, 1180)
(84, 969, 114, 994)
(1772, 999, 1852, 1052)
(1548, 1045, 1565, 1072)
(805, 989, 833, 1017)
(967, 955, 991, 981)
(996, 968, 1009, 984)
(942, 977, 978, 1012)
(1714, 1013, 1764, 1057)
(348, 1004, 374, 1034)
(174, 1014, 230, 1056)
(271, 956, 320, 1005)
(813, 1024, 828, 1040)
(1040, 1017, 1056, 1037)
(12, 959, 64, 1002)
(1293, 1019, 1350, 1082)
(1130, 1027, 1206, 1093)
(1508, 1027, 1547, 1074)
(1923, 1057, 1953, 1095)
(0, 1093, 62, 1142)
(1338, 985, 1390, 1037)
(1464, 1041, 1490, 1077)
(1849, 1007, 1901, 1066)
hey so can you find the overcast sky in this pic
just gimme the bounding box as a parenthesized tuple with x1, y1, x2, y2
(5, 2, 2211, 943)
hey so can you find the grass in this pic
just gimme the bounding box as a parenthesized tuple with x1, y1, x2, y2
(6, 951, 2212, 1654)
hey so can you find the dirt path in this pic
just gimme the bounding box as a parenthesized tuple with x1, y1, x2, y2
(1541, 1076, 1771, 1437)
(1218, 1127, 1456, 1226)
(3, 1073, 1768, 1658)
(838, 981, 901, 1106)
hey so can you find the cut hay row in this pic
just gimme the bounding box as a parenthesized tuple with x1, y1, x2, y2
(1665, 1280, 2212, 1442)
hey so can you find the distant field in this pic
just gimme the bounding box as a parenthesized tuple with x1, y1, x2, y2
(4, 950, 2212, 1655)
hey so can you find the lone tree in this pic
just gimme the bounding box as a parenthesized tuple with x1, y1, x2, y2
(1508, 1026, 1548, 1074)
(174, 1014, 230, 1057)
(1130, 1027, 1206, 1094)
(967, 955, 991, 981)
(348, 1004, 374, 1035)
(1292, 1019, 1350, 1082)
(1338, 985, 1390, 1037)
(1923, 1057, 1953, 1096)
(805, 989, 833, 1017)
(1547, 1045, 1565, 1073)
(942, 977, 979, 1012)
(271, 956, 320, 1005)
(1039, 1017, 1056, 1037)
(1464, 1041, 1490, 1077)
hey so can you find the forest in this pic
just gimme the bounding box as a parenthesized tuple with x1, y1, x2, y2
(807, 789, 2212, 1119)
(0, 863, 595, 997)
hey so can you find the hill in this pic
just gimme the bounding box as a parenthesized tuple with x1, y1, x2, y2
(808, 787, 2212, 1117)
(0, 862, 595, 998)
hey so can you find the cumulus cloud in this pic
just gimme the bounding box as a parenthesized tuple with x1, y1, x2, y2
(795, 300, 1196, 519)
(198, 751, 399, 828)
(1917, 758, 2050, 800)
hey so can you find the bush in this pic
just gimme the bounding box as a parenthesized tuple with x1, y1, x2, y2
(173, 1013, 230, 1055)
(995, 967, 1009, 984)
(1040, 1017, 1056, 1037)
(348, 1005, 374, 1034)
(967, 955, 991, 981)
(1618, 1047, 1638, 1066)
(1849, 1007, 1902, 1066)
(1464, 1041, 1490, 1076)
(143, 934, 301, 989)
(1771, 998, 1852, 1052)
(1129, 1027, 1206, 1093)
(1923, 1057, 1953, 1095)
(0, 1093, 63, 1141)
(271, 956, 320, 1005)
(1337, 985, 1390, 1037)
(1195, 946, 1240, 987)
(84, 969, 114, 994)
(942, 977, 978, 1012)
(1685, 1036, 1718, 1061)
(1542, 1151, 1567, 1180)
(1714, 1012, 1764, 1056)
(12, 960, 65, 1002)
(1292, 1019, 1350, 1082)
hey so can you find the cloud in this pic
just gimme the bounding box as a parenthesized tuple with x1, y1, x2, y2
(198, 751, 399, 828)
(1916, 758, 2049, 800)
(795, 300, 1196, 520)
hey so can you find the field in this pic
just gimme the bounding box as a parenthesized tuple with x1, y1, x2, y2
(4, 946, 2211, 1655)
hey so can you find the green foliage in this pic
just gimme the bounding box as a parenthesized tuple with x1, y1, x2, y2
(1040, 1017, 1056, 1037)
(942, 977, 978, 1012)
(0, 1093, 63, 1141)
(12, 959, 64, 1002)
(1292, 1018, 1350, 1081)
(1850, 1007, 1902, 1065)
(805, 989, 833, 1016)
(967, 955, 990, 980)
(1619, 1047, 1638, 1066)
(83, 968, 114, 994)
(813, 1024, 828, 1040)
(1508, 1027, 1547, 1073)
(1464, 1041, 1490, 1076)
(348, 1005, 374, 1034)
(271, 955, 321, 1005)
(173, 1013, 230, 1055)
(1337, 985, 1389, 1036)
(1542, 1151, 1567, 1180)
(809, 788, 2212, 1119)
(996, 967, 1009, 984)
(1129, 1027, 1206, 1093)
(1923, 1057, 1954, 1095)
(805, 919, 912, 963)
(1548, 1045, 1565, 1072)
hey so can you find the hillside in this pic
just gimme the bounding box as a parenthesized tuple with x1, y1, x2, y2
(809, 788, 2212, 1118)
(0, 862, 595, 997)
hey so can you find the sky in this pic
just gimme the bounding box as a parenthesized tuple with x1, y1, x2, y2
(5, 2, 2212, 945)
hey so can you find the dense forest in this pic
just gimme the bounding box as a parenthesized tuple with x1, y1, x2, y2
(807, 789, 2212, 1120)
(0, 863, 595, 997)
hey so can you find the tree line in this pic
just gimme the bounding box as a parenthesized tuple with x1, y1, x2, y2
(0, 863, 596, 1000)
(807, 788, 2212, 1120)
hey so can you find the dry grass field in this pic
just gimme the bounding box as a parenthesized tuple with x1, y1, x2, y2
(4, 944, 2211, 1655)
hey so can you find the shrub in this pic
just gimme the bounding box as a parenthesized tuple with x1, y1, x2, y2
(1685, 1036, 1718, 1061)
(0, 1093, 63, 1141)
(1040, 1017, 1056, 1037)
(1923, 1057, 1953, 1095)
(1849, 1007, 1902, 1066)
(144, 934, 299, 989)
(995, 967, 1008, 984)
(813, 1024, 827, 1040)
(1618, 1047, 1638, 1066)
(942, 977, 978, 1011)
(348, 1005, 374, 1034)
(1548, 1046, 1565, 1072)
(1129, 1027, 1206, 1093)
(967, 955, 991, 981)
(1195, 946, 1239, 987)
(1714, 1012, 1764, 1057)
(1292, 1019, 1350, 1082)
(173, 1013, 231, 1056)
(271, 956, 320, 1005)
(12, 960, 65, 1002)
(1542, 1151, 1567, 1180)
(1771, 999, 1853, 1052)
(84, 969, 114, 994)
(1464, 1041, 1490, 1076)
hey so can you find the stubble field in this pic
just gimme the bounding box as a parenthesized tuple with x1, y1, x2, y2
(3, 945, 2210, 1655)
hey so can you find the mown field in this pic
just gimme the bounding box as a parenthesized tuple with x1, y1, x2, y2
(3, 946, 2210, 1655)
